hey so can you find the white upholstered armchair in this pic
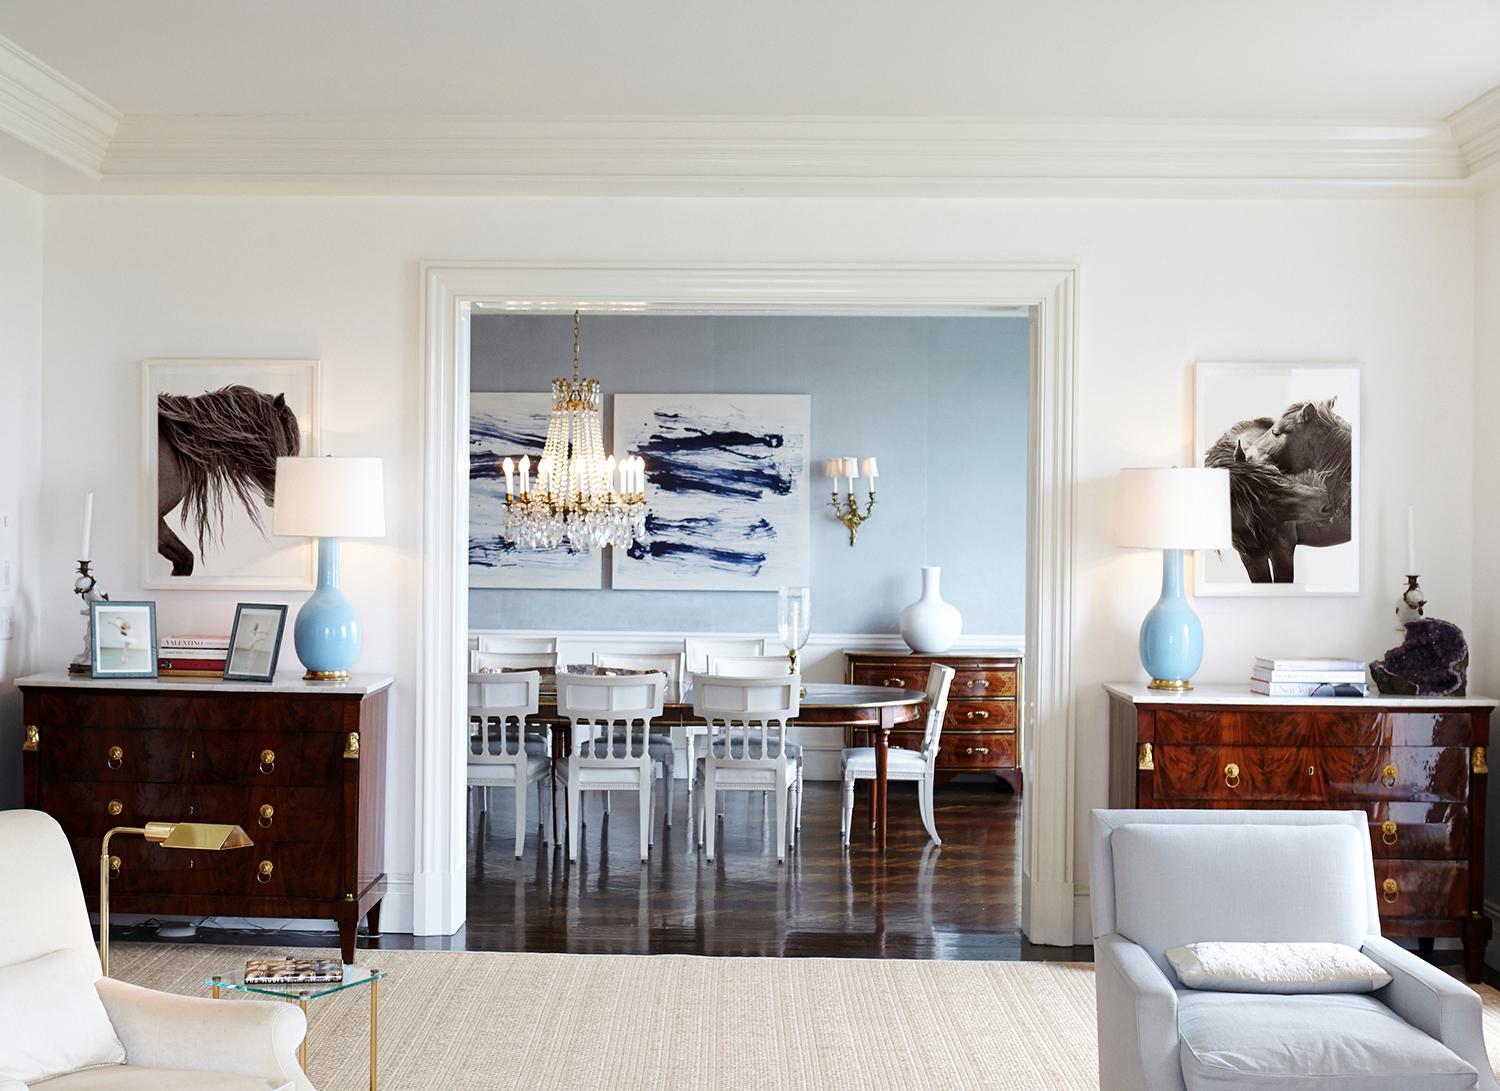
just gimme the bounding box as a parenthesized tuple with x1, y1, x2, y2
(1090, 808, 1498, 1091)
(0, 810, 312, 1091)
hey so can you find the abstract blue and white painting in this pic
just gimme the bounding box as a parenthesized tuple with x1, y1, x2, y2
(469, 392, 603, 589)
(611, 394, 810, 591)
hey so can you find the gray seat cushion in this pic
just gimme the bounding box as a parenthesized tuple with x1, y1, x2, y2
(1177, 991, 1477, 1090)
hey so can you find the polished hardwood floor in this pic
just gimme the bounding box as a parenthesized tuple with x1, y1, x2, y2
(115, 778, 1090, 962)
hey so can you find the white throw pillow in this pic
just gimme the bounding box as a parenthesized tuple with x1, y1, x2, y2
(0, 948, 125, 1083)
(1166, 941, 1393, 994)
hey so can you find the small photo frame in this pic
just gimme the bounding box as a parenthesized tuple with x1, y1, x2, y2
(224, 603, 288, 682)
(90, 601, 158, 678)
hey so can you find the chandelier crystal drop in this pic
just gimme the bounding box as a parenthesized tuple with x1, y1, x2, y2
(501, 311, 648, 551)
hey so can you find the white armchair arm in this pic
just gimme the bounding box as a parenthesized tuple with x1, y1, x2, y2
(1095, 933, 1185, 1091)
(95, 977, 313, 1091)
(1361, 935, 1499, 1091)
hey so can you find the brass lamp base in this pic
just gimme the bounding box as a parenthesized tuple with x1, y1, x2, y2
(1147, 678, 1193, 692)
(304, 669, 350, 681)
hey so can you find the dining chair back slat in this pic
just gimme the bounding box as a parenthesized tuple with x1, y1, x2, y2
(705, 654, 791, 678)
(684, 637, 766, 674)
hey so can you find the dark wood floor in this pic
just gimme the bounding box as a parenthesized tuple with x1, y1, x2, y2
(115, 778, 1090, 962)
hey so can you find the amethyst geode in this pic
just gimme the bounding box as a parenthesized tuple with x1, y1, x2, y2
(1370, 618, 1469, 697)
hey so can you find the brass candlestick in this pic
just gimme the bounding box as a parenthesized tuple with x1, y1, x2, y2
(829, 489, 877, 546)
(1396, 574, 1426, 628)
(69, 560, 108, 674)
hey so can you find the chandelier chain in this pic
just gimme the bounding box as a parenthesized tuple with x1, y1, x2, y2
(573, 309, 581, 383)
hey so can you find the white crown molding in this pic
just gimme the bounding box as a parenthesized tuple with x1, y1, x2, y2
(0, 36, 118, 178)
(1450, 85, 1500, 190)
(82, 113, 1471, 196)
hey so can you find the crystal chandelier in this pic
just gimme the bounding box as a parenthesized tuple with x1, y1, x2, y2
(501, 311, 647, 551)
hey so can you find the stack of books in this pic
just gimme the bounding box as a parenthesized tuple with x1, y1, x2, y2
(1252, 657, 1369, 697)
(243, 958, 344, 985)
(158, 634, 230, 677)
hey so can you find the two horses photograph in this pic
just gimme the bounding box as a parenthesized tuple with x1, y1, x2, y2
(143, 359, 319, 589)
(1196, 365, 1358, 594)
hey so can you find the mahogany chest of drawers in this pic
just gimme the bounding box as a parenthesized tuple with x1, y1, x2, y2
(19, 672, 391, 963)
(845, 651, 1022, 790)
(1106, 683, 1494, 981)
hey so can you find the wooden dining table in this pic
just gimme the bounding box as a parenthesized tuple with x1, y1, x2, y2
(528, 682, 925, 851)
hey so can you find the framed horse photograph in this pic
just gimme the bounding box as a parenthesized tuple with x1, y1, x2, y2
(1194, 363, 1359, 596)
(141, 359, 321, 589)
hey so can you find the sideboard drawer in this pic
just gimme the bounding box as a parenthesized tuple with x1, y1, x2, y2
(1373, 860, 1467, 919)
(939, 731, 1017, 769)
(194, 730, 350, 787)
(848, 663, 924, 690)
(1154, 745, 1316, 801)
(951, 667, 1017, 698)
(44, 781, 192, 835)
(1321, 747, 1469, 803)
(188, 786, 346, 844)
(95, 837, 343, 900)
(946, 699, 1017, 730)
(43, 726, 197, 784)
(1366, 803, 1468, 860)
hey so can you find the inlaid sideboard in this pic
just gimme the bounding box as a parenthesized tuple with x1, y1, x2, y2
(1106, 682, 1495, 982)
(845, 650, 1022, 790)
(18, 671, 392, 964)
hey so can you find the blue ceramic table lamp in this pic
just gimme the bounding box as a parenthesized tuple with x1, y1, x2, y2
(1114, 467, 1232, 691)
(273, 456, 386, 680)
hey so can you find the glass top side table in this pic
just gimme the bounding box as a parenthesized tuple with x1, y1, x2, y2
(205, 964, 385, 1090)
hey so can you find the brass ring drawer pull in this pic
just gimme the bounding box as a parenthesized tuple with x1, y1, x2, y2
(963, 746, 990, 756)
(965, 709, 990, 722)
(1383, 878, 1399, 903)
(258, 749, 276, 775)
(881, 677, 906, 688)
(107, 799, 123, 817)
(257, 860, 274, 884)
(109, 855, 121, 875)
(1382, 820, 1398, 846)
(966, 679, 990, 690)
(1381, 763, 1398, 787)
(258, 804, 275, 828)
(1224, 762, 1241, 789)
(107, 745, 123, 770)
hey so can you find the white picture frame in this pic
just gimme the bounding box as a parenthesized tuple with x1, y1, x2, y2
(142, 359, 320, 590)
(468, 392, 605, 589)
(1193, 362, 1360, 596)
(90, 601, 158, 678)
(611, 393, 811, 592)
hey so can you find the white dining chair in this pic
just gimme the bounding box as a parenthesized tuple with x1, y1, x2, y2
(477, 634, 559, 654)
(471, 649, 558, 674)
(467, 669, 550, 858)
(592, 651, 684, 695)
(706, 653, 792, 677)
(556, 671, 675, 863)
(693, 673, 803, 863)
(841, 663, 955, 847)
(684, 636, 766, 674)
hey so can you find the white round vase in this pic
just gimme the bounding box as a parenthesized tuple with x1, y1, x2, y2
(899, 566, 962, 654)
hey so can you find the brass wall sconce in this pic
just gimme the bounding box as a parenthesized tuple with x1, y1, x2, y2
(826, 456, 878, 545)
(99, 821, 253, 975)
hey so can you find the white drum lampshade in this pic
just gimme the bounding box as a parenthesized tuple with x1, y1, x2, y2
(1113, 466, 1231, 692)
(273, 457, 386, 539)
(273, 456, 385, 680)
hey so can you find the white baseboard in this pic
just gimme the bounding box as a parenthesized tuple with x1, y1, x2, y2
(1023, 873, 1076, 947)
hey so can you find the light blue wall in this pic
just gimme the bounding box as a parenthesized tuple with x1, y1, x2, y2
(468, 314, 1028, 635)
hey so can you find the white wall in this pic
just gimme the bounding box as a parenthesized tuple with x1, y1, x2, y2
(34, 195, 1476, 932)
(0, 176, 43, 807)
(1475, 187, 1500, 953)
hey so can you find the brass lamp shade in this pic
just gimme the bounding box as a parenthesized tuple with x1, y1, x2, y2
(100, 821, 254, 976)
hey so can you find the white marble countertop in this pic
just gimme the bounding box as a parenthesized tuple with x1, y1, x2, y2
(17, 671, 394, 696)
(1104, 682, 1497, 709)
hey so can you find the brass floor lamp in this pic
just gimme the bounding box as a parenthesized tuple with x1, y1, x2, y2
(99, 821, 253, 976)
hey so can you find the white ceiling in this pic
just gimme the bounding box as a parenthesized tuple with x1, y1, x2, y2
(2, 0, 1498, 120)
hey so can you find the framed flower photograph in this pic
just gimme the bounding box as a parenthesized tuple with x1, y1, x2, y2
(224, 603, 289, 682)
(90, 601, 158, 678)
(1194, 363, 1359, 596)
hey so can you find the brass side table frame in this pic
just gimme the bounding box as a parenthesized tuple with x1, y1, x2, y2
(207, 964, 383, 1090)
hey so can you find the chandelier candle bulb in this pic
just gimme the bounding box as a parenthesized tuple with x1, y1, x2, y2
(502, 457, 515, 499)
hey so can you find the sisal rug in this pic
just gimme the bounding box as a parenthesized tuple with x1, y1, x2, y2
(108, 943, 1500, 1090)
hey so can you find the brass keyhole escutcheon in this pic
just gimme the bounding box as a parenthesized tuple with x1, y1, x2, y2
(1382, 763, 1399, 787)
(257, 860, 274, 884)
(106, 745, 123, 770)
(107, 799, 122, 817)
(258, 749, 276, 775)
(1383, 878, 1399, 903)
(258, 804, 275, 828)
(1382, 820, 1398, 846)
(1224, 762, 1241, 789)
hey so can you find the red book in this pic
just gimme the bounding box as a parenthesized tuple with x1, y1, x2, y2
(157, 656, 227, 672)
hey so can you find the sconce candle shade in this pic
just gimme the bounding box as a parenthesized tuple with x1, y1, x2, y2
(274, 457, 386, 680)
(1114, 467, 1231, 691)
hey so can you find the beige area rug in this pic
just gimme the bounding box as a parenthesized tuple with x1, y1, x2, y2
(109, 943, 1500, 1090)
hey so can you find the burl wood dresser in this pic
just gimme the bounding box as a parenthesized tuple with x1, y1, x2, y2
(19, 672, 392, 963)
(1106, 682, 1495, 981)
(845, 651, 1022, 790)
